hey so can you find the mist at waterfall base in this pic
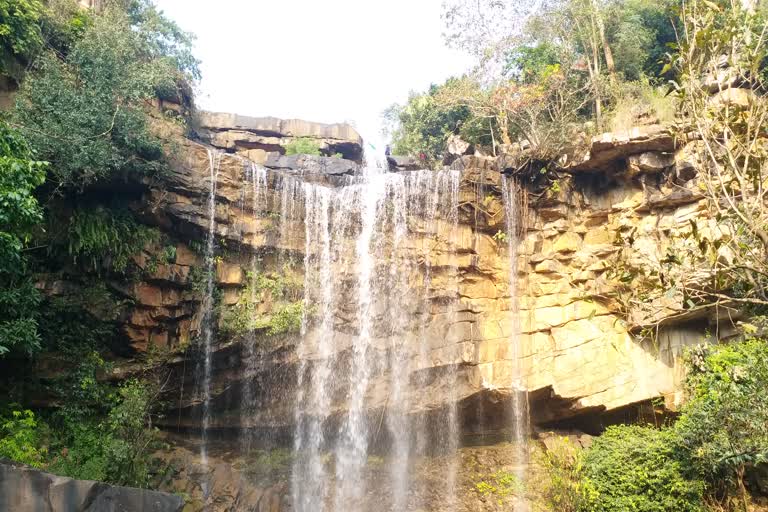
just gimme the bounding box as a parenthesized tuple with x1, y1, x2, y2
(193, 147, 529, 511)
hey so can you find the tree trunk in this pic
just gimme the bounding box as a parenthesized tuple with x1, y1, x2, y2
(591, 0, 616, 76)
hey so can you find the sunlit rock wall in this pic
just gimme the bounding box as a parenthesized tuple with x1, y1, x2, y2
(71, 113, 727, 435)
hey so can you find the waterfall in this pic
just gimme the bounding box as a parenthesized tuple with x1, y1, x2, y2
(192, 148, 532, 509)
(198, 148, 222, 469)
(240, 162, 269, 455)
(288, 161, 462, 511)
(501, 175, 530, 502)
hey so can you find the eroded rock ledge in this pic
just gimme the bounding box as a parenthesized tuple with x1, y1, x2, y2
(195, 111, 364, 163)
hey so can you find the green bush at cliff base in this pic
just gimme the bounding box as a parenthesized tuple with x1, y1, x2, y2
(582, 425, 705, 512)
(0, 408, 48, 467)
(0, 121, 46, 358)
(675, 339, 768, 504)
(529, 436, 597, 512)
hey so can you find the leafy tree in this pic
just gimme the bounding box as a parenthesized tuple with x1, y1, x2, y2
(505, 42, 562, 84)
(385, 79, 489, 162)
(668, 0, 768, 310)
(39, 0, 94, 57)
(675, 340, 768, 509)
(582, 425, 706, 512)
(605, 0, 679, 80)
(13, 0, 199, 190)
(0, 0, 44, 79)
(0, 121, 46, 357)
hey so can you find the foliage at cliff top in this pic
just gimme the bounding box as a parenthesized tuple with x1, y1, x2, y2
(285, 137, 322, 156)
(12, 0, 199, 190)
(0, 0, 44, 79)
(387, 0, 679, 163)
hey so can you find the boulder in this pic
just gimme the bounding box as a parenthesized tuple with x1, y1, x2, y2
(627, 151, 675, 176)
(446, 134, 472, 156)
(264, 153, 358, 176)
(387, 155, 421, 171)
(0, 462, 184, 512)
(566, 124, 676, 173)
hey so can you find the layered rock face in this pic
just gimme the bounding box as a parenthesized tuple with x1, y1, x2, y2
(97, 114, 721, 433)
(505, 125, 724, 422)
(196, 111, 364, 163)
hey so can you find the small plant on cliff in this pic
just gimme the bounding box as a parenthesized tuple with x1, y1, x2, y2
(63, 207, 159, 274)
(528, 437, 597, 512)
(492, 230, 508, 244)
(285, 137, 321, 156)
(474, 469, 523, 506)
(220, 270, 305, 338)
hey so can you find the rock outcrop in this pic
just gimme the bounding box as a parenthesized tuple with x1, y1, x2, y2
(195, 111, 363, 162)
(0, 461, 184, 512)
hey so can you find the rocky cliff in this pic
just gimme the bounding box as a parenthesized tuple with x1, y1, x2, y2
(26, 110, 728, 510)
(69, 112, 723, 433)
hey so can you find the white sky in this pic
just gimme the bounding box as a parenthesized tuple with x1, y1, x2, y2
(153, 0, 474, 142)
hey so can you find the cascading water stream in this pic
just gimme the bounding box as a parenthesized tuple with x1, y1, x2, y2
(286, 152, 462, 511)
(198, 148, 222, 469)
(502, 175, 531, 505)
(239, 162, 269, 455)
(193, 146, 533, 510)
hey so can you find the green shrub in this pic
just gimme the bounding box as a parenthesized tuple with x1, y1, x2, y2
(0, 121, 46, 358)
(0, 0, 44, 79)
(284, 137, 321, 156)
(530, 437, 597, 512)
(474, 469, 522, 506)
(49, 379, 161, 488)
(221, 270, 305, 337)
(582, 425, 705, 512)
(675, 340, 768, 501)
(0, 408, 48, 467)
